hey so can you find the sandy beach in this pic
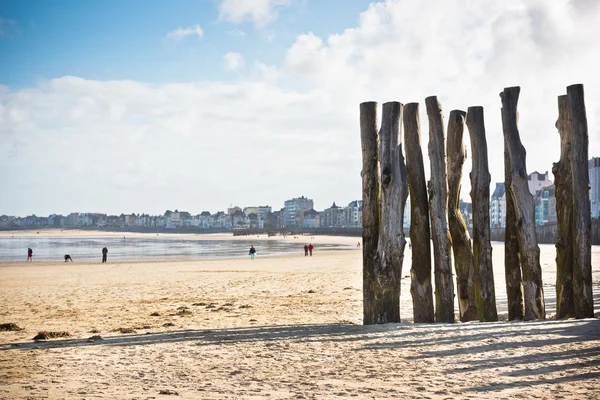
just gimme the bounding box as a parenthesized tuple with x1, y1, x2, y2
(1, 231, 599, 399)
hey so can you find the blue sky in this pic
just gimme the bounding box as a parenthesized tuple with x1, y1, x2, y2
(0, 0, 369, 88)
(1, 0, 600, 216)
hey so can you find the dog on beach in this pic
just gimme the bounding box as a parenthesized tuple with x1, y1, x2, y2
(64, 254, 73, 262)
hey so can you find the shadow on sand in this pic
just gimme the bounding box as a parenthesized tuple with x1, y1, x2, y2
(1, 319, 599, 393)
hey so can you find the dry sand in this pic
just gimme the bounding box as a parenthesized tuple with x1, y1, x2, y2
(0, 231, 599, 399)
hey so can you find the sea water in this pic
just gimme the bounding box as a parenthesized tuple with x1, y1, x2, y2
(0, 236, 349, 262)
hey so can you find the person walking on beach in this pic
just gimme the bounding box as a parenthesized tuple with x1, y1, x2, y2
(102, 247, 108, 263)
(249, 245, 256, 260)
(357, 241, 361, 248)
(308, 243, 314, 256)
(304, 244, 309, 256)
(27, 248, 33, 262)
(64, 254, 73, 262)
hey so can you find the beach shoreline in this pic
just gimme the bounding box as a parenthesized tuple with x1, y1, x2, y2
(1, 232, 599, 399)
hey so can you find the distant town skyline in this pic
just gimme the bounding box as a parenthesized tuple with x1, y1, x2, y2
(2, 1, 600, 216)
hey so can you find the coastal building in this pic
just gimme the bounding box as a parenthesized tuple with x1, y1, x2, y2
(283, 196, 314, 227)
(227, 206, 242, 215)
(528, 171, 552, 196)
(534, 185, 556, 226)
(303, 209, 320, 228)
(590, 157, 600, 219)
(320, 202, 345, 228)
(345, 200, 363, 228)
(490, 183, 506, 228)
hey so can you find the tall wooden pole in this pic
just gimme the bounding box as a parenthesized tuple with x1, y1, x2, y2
(552, 95, 575, 319)
(374, 101, 409, 323)
(403, 103, 435, 323)
(446, 110, 478, 322)
(466, 106, 498, 322)
(425, 96, 455, 323)
(567, 84, 594, 318)
(360, 102, 380, 324)
(504, 142, 524, 320)
(500, 87, 545, 321)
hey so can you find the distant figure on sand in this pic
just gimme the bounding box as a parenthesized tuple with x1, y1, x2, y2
(357, 242, 361, 248)
(304, 244, 309, 256)
(102, 247, 108, 263)
(249, 245, 256, 260)
(64, 254, 73, 262)
(308, 243, 314, 256)
(27, 248, 33, 262)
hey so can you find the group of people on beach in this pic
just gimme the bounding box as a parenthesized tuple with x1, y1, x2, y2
(25, 247, 109, 263)
(304, 243, 314, 256)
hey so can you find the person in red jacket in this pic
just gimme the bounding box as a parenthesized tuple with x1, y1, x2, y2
(308, 243, 314, 256)
(27, 248, 33, 262)
(304, 244, 309, 256)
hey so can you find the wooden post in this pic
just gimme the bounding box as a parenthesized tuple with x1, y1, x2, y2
(552, 95, 574, 319)
(446, 110, 478, 322)
(403, 103, 435, 323)
(500, 87, 545, 321)
(373, 101, 408, 323)
(425, 96, 455, 323)
(360, 101, 409, 324)
(567, 84, 594, 318)
(504, 143, 524, 320)
(466, 106, 498, 322)
(360, 102, 380, 324)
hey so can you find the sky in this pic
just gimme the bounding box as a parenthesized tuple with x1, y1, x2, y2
(1, 0, 600, 216)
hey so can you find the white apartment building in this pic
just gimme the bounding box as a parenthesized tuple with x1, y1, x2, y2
(528, 171, 552, 196)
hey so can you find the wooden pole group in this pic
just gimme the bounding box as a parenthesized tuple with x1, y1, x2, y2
(359, 84, 593, 325)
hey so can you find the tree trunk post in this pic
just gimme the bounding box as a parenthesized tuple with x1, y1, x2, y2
(504, 142, 524, 321)
(360, 102, 380, 324)
(403, 103, 435, 323)
(552, 94, 575, 319)
(466, 106, 498, 322)
(567, 84, 594, 318)
(446, 110, 478, 322)
(500, 87, 545, 321)
(425, 96, 455, 323)
(373, 101, 408, 323)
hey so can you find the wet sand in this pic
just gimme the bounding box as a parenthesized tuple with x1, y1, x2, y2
(0, 231, 599, 399)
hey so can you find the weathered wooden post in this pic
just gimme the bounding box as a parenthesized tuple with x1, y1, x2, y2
(552, 95, 575, 319)
(504, 135, 524, 320)
(403, 103, 434, 323)
(375, 101, 409, 323)
(466, 106, 498, 322)
(567, 84, 594, 318)
(446, 110, 478, 322)
(500, 87, 545, 321)
(360, 101, 409, 324)
(425, 96, 455, 323)
(360, 102, 380, 324)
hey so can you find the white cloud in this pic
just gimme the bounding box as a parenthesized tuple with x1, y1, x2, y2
(2, 0, 600, 216)
(227, 29, 246, 37)
(0, 76, 353, 215)
(165, 24, 203, 40)
(0, 16, 17, 36)
(282, 0, 600, 196)
(218, 0, 292, 26)
(223, 52, 245, 71)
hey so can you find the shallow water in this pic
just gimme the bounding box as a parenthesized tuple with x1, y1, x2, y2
(0, 237, 348, 262)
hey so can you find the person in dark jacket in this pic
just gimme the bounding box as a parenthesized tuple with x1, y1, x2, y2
(304, 244, 309, 256)
(249, 245, 256, 260)
(102, 247, 108, 263)
(308, 243, 314, 256)
(27, 248, 33, 262)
